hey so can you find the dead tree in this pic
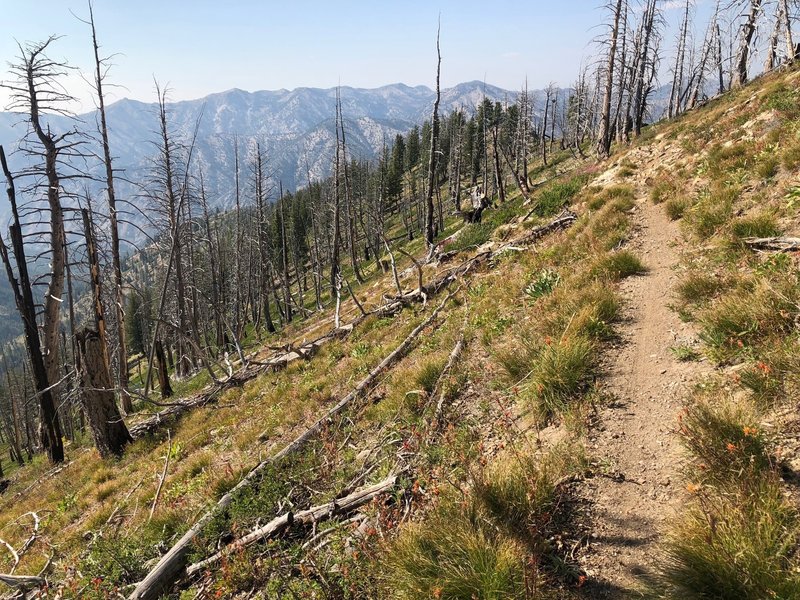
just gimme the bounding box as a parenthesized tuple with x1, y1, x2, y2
(76, 328, 132, 458)
(0, 39, 77, 463)
(252, 140, 276, 333)
(732, 0, 763, 87)
(597, 0, 625, 158)
(83, 2, 133, 414)
(424, 23, 442, 254)
(781, 0, 795, 60)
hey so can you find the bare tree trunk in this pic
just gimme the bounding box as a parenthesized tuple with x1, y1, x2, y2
(76, 329, 132, 458)
(732, 0, 763, 87)
(424, 23, 442, 253)
(154, 339, 173, 399)
(782, 0, 795, 59)
(597, 0, 624, 158)
(86, 4, 132, 414)
(765, 1, 784, 72)
(330, 90, 343, 295)
(338, 101, 364, 284)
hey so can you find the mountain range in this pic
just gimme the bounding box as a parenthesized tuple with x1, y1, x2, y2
(0, 80, 517, 230)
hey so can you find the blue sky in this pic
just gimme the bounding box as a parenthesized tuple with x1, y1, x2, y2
(0, 1, 709, 111)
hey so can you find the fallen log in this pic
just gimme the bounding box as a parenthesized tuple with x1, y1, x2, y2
(128, 324, 356, 439)
(129, 289, 457, 600)
(433, 330, 467, 426)
(186, 475, 397, 577)
(743, 236, 800, 252)
(0, 573, 43, 592)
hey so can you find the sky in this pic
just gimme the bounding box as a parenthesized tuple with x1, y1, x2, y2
(0, 0, 713, 112)
(0, 1, 610, 111)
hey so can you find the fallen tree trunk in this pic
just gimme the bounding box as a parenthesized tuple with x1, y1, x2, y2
(433, 330, 467, 426)
(186, 475, 397, 577)
(0, 573, 44, 592)
(128, 324, 356, 439)
(743, 236, 800, 252)
(129, 290, 457, 600)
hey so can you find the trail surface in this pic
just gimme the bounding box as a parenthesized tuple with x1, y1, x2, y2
(579, 187, 706, 597)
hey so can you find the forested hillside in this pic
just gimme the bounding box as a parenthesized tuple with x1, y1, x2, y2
(0, 1, 799, 599)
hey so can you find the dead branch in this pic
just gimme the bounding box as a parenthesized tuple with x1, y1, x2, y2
(129, 289, 457, 600)
(185, 475, 397, 577)
(0, 573, 43, 591)
(433, 329, 467, 426)
(743, 236, 800, 252)
(149, 431, 172, 522)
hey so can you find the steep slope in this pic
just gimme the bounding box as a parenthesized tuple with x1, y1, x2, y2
(1, 65, 799, 600)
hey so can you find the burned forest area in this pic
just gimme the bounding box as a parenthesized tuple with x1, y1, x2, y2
(1, 1, 800, 598)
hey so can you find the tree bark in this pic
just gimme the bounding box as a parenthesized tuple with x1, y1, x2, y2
(76, 329, 132, 458)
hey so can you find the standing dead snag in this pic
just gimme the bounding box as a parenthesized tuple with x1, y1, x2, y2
(597, 0, 625, 158)
(732, 0, 763, 87)
(154, 340, 173, 399)
(76, 329, 132, 458)
(84, 2, 133, 414)
(424, 22, 442, 256)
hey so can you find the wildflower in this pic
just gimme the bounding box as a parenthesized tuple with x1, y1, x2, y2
(726, 442, 737, 453)
(756, 361, 772, 375)
(577, 575, 588, 588)
(686, 482, 700, 494)
(433, 588, 443, 599)
(743, 426, 758, 437)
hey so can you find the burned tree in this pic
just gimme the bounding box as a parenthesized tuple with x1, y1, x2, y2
(75, 328, 132, 458)
(424, 23, 442, 254)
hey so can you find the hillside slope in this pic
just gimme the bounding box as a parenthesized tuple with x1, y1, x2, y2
(0, 65, 799, 600)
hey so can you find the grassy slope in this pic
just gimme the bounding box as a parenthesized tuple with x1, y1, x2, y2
(1, 64, 799, 599)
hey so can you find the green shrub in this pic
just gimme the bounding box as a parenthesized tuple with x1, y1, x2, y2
(386, 496, 527, 599)
(415, 358, 445, 395)
(677, 272, 724, 306)
(533, 174, 589, 217)
(650, 178, 677, 204)
(524, 268, 560, 301)
(448, 222, 494, 253)
(686, 187, 735, 238)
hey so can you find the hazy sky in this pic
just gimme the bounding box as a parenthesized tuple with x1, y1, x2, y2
(0, 1, 707, 112)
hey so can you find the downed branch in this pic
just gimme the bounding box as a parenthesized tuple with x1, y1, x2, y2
(0, 572, 44, 591)
(743, 236, 800, 252)
(433, 328, 467, 426)
(129, 289, 458, 600)
(186, 475, 398, 577)
(128, 324, 356, 439)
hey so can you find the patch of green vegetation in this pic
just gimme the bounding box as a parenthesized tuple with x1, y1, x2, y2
(533, 173, 590, 217)
(385, 444, 585, 599)
(665, 196, 690, 220)
(730, 213, 781, 240)
(592, 250, 646, 281)
(670, 345, 701, 362)
(528, 336, 596, 421)
(662, 477, 800, 600)
(523, 268, 560, 301)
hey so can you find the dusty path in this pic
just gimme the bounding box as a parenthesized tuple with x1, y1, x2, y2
(578, 193, 707, 597)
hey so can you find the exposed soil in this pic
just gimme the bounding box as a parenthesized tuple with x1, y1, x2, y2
(578, 188, 708, 597)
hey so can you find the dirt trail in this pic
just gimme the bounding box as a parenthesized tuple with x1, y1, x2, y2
(578, 190, 707, 597)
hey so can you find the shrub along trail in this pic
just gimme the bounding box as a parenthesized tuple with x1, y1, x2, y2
(578, 183, 707, 596)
